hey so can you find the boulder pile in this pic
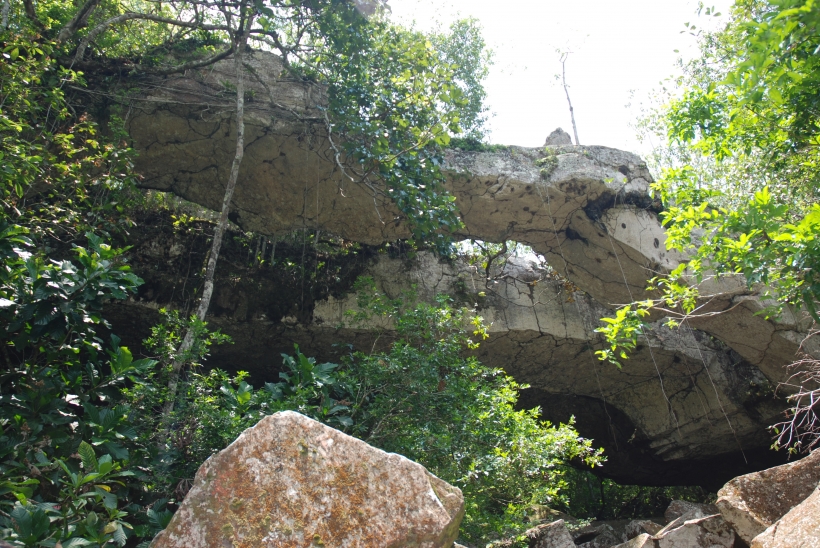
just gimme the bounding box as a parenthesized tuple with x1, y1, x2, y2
(509, 450, 819, 548)
(150, 411, 818, 547)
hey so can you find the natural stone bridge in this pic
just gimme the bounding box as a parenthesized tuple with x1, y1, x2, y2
(115, 50, 814, 486)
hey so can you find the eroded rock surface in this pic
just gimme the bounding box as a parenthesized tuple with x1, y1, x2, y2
(663, 501, 718, 525)
(112, 50, 815, 485)
(123, 50, 812, 388)
(750, 484, 820, 548)
(107, 218, 791, 486)
(653, 509, 734, 548)
(716, 449, 820, 543)
(522, 520, 576, 548)
(150, 411, 464, 548)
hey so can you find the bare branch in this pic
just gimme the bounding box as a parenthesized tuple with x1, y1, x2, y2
(57, 0, 100, 43)
(161, 12, 255, 423)
(773, 331, 820, 454)
(74, 12, 229, 62)
(149, 45, 235, 75)
(560, 52, 580, 146)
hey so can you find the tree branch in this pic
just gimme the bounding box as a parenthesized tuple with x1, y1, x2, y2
(22, 0, 46, 32)
(161, 12, 255, 421)
(74, 12, 228, 62)
(57, 0, 100, 43)
(560, 52, 580, 146)
(148, 45, 235, 75)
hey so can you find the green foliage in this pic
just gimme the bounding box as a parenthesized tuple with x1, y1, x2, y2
(121, 280, 602, 545)
(143, 308, 231, 372)
(594, 302, 652, 368)
(340, 279, 603, 544)
(0, 34, 137, 241)
(448, 137, 509, 153)
(431, 18, 493, 141)
(560, 469, 712, 521)
(535, 147, 559, 179)
(605, 0, 820, 452)
(319, 18, 483, 253)
(0, 229, 153, 546)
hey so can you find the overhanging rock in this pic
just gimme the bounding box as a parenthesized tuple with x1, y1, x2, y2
(124, 50, 812, 388)
(117, 50, 814, 484)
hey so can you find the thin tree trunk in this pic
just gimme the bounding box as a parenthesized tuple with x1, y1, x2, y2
(1, 0, 10, 30)
(560, 52, 580, 145)
(162, 17, 253, 419)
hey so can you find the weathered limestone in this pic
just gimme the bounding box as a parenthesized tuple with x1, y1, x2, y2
(522, 520, 576, 548)
(653, 509, 734, 548)
(310, 252, 786, 485)
(663, 500, 718, 524)
(623, 520, 662, 540)
(150, 411, 464, 548)
(716, 449, 820, 543)
(107, 214, 790, 486)
(614, 533, 653, 548)
(115, 49, 814, 484)
(750, 484, 820, 548)
(123, 50, 811, 388)
(574, 523, 621, 548)
(544, 127, 573, 146)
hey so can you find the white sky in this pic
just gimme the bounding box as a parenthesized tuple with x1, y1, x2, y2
(388, 0, 734, 156)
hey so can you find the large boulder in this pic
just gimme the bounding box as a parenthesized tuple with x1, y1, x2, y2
(623, 520, 662, 540)
(652, 509, 735, 548)
(716, 449, 820, 543)
(575, 524, 621, 548)
(750, 484, 820, 548)
(614, 534, 653, 548)
(663, 500, 718, 524)
(522, 520, 576, 548)
(150, 411, 464, 548)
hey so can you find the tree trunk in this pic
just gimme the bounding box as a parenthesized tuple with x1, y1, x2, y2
(161, 16, 254, 419)
(560, 52, 580, 146)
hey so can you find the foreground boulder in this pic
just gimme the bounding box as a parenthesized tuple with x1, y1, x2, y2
(716, 449, 820, 543)
(151, 411, 464, 548)
(652, 511, 734, 548)
(521, 520, 576, 548)
(663, 500, 718, 524)
(750, 484, 820, 547)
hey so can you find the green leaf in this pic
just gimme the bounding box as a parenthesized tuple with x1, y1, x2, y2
(78, 441, 98, 472)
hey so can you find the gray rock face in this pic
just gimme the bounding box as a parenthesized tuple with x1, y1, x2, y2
(663, 500, 718, 525)
(717, 449, 820, 544)
(574, 523, 621, 548)
(108, 214, 790, 486)
(150, 411, 463, 548)
(750, 484, 820, 548)
(653, 507, 735, 548)
(124, 50, 811, 381)
(116, 50, 813, 484)
(523, 520, 576, 548)
(545, 127, 573, 146)
(623, 520, 662, 540)
(614, 534, 653, 548)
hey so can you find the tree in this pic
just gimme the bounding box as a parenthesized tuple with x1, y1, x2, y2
(599, 0, 820, 452)
(6, 0, 492, 418)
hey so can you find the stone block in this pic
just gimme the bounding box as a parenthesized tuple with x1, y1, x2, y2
(151, 411, 464, 548)
(716, 449, 820, 544)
